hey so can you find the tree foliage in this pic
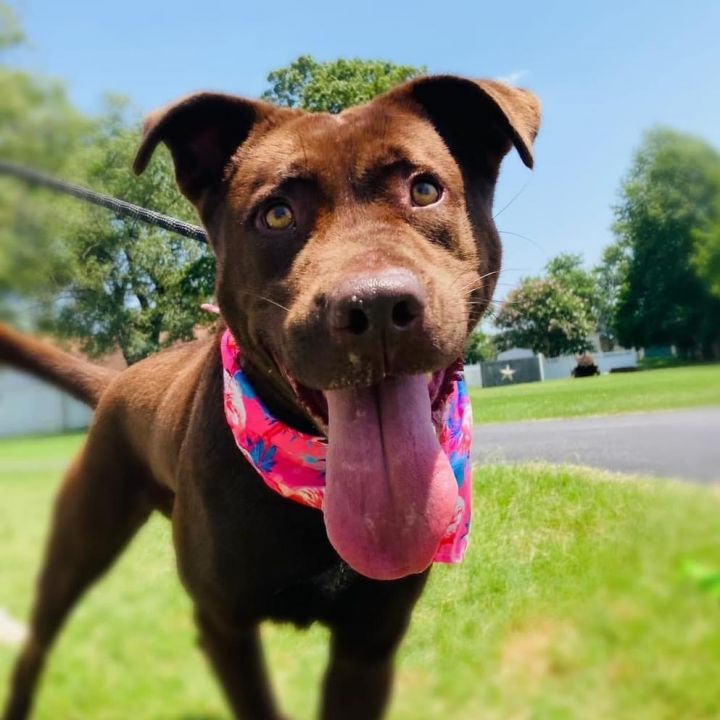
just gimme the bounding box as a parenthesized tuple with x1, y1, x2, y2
(492, 253, 597, 358)
(45, 106, 214, 364)
(1, 40, 429, 358)
(692, 196, 720, 300)
(0, 6, 213, 362)
(464, 329, 497, 364)
(262, 55, 424, 113)
(0, 7, 92, 323)
(591, 241, 631, 347)
(494, 276, 594, 357)
(612, 129, 720, 357)
(0, 2, 24, 52)
(545, 253, 597, 308)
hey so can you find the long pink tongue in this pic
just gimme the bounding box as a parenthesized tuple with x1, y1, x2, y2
(324, 375, 458, 580)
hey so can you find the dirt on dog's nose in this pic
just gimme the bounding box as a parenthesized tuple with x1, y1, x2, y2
(327, 270, 427, 344)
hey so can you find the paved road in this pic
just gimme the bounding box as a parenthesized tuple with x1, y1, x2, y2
(472, 408, 720, 484)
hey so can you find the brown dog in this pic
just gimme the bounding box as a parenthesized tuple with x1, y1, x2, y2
(1, 75, 540, 719)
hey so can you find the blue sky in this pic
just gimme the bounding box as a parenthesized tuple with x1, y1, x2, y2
(9, 0, 720, 293)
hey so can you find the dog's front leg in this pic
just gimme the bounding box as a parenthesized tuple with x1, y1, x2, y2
(320, 633, 397, 720)
(196, 611, 287, 720)
(320, 571, 429, 720)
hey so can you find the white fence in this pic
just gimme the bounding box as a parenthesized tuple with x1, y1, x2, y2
(463, 364, 483, 387)
(0, 348, 638, 434)
(465, 348, 637, 388)
(540, 349, 637, 381)
(0, 369, 92, 437)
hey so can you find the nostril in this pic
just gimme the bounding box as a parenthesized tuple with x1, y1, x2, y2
(347, 307, 370, 335)
(391, 299, 419, 329)
(329, 273, 426, 337)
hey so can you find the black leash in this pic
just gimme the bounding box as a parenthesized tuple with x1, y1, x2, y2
(0, 159, 209, 244)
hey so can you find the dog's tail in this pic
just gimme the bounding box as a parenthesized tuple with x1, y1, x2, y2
(0, 324, 118, 408)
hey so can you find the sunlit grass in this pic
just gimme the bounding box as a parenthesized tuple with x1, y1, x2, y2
(471, 363, 720, 424)
(1, 435, 719, 719)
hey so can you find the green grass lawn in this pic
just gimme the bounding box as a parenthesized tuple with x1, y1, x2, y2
(1, 434, 720, 719)
(471, 363, 720, 424)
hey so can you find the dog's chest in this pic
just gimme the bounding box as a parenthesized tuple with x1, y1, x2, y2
(264, 561, 358, 627)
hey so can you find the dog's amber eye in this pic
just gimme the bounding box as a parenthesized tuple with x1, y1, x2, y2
(264, 203, 294, 230)
(411, 178, 441, 206)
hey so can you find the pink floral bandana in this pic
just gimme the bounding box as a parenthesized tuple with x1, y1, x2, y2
(221, 330, 473, 564)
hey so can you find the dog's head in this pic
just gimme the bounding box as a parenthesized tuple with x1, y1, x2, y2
(135, 76, 540, 580)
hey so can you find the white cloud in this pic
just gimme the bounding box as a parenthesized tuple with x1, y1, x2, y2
(495, 69, 530, 86)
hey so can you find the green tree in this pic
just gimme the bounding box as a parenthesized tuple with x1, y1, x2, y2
(613, 129, 720, 358)
(494, 277, 594, 357)
(1, 46, 425, 358)
(46, 106, 215, 364)
(692, 197, 720, 300)
(592, 241, 631, 348)
(545, 253, 602, 341)
(0, 2, 24, 51)
(0, 3, 92, 323)
(464, 329, 497, 364)
(0, 7, 213, 359)
(262, 55, 425, 113)
(545, 253, 597, 309)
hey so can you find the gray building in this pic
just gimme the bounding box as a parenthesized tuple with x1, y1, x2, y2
(0, 368, 92, 437)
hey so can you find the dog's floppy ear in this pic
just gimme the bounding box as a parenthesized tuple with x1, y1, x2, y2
(133, 93, 290, 206)
(384, 76, 541, 174)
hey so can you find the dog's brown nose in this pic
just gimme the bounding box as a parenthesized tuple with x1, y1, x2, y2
(328, 270, 426, 339)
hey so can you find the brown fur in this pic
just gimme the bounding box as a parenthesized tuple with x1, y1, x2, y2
(2, 75, 540, 720)
(0, 324, 116, 407)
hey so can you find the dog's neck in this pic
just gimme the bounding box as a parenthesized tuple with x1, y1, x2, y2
(210, 318, 320, 436)
(241, 355, 321, 437)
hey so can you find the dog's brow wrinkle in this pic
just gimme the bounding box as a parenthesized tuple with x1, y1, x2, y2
(296, 131, 309, 169)
(277, 160, 310, 178)
(225, 155, 243, 183)
(249, 176, 266, 195)
(257, 167, 317, 198)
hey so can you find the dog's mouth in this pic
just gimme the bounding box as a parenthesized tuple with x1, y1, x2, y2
(284, 364, 461, 432)
(279, 361, 463, 581)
